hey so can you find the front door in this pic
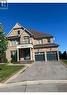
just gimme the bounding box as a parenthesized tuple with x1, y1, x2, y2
(19, 48, 30, 61)
(23, 48, 30, 60)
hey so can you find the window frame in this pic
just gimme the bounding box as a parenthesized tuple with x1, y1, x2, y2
(24, 36, 30, 44)
(47, 38, 51, 43)
(37, 39, 43, 44)
(17, 30, 20, 35)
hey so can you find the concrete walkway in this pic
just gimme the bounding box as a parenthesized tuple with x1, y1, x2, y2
(6, 61, 67, 83)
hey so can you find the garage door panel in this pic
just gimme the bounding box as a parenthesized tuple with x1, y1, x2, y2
(35, 52, 45, 61)
(47, 51, 58, 61)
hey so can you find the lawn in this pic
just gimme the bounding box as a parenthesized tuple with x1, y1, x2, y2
(62, 60, 67, 65)
(0, 64, 24, 82)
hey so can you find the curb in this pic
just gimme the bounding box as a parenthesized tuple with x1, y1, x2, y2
(1, 80, 67, 88)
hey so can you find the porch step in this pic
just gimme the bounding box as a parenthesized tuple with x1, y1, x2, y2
(18, 60, 34, 64)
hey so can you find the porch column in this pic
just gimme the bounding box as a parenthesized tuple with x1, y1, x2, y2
(17, 48, 19, 61)
(45, 51, 47, 62)
(32, 49, 35, 61)
(30, 48, 32, 60)
(57, 50, 59, 61)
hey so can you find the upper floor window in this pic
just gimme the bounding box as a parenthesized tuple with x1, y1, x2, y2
(24, 36, 30, 44)
(11, 39, 19, 46)
(17, 30, 20, 35)
(37, 39, 43, 44)
(47, 38, 51, 43)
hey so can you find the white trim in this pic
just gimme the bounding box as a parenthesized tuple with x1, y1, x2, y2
(45, 52, 47, 62)
(57, 50, 59, 61)
(17, 44, 33, 49)
(17, 48, 19, 61)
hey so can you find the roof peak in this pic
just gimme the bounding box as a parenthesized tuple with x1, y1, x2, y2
(13, 22, 22, 29)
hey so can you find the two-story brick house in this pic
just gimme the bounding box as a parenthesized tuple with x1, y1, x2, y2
(6, 23, 59, 62)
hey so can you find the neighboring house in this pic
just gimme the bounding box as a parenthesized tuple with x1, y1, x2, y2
(6, 23, 59, 62)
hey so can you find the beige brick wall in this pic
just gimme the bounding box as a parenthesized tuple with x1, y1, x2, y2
(6, 49, 11, 62)
(6, 46, 17, 62)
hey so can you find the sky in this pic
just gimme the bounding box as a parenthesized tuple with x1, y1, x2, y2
(0, 3, 67, 52)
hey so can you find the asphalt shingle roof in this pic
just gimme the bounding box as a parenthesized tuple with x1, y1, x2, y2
(28, 29, 53, 39)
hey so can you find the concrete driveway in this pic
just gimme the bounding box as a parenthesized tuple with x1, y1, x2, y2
(8, 61, 67, 83)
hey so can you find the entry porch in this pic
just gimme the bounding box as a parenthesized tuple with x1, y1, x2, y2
(17, 48, 33, 62)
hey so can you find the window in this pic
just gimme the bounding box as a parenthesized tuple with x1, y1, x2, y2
(47, 38, 51, 43)
(11, 39, 19, 46)
(37, 39, 43, 44)
(24, 36, 30, 44)
(17, 30, 20, 35)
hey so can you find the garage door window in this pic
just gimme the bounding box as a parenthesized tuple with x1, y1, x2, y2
(35, 52, 44, 55)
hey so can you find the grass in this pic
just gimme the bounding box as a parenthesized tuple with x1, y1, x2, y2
(0, 64, 24, 82)
(61, 60, 67, 65)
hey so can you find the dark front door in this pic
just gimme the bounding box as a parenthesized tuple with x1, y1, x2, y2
(23, 48, 30, 60)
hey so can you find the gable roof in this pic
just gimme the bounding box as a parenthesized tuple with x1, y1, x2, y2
(7, 22, 32, 37)
(7, 23, 53, 39)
